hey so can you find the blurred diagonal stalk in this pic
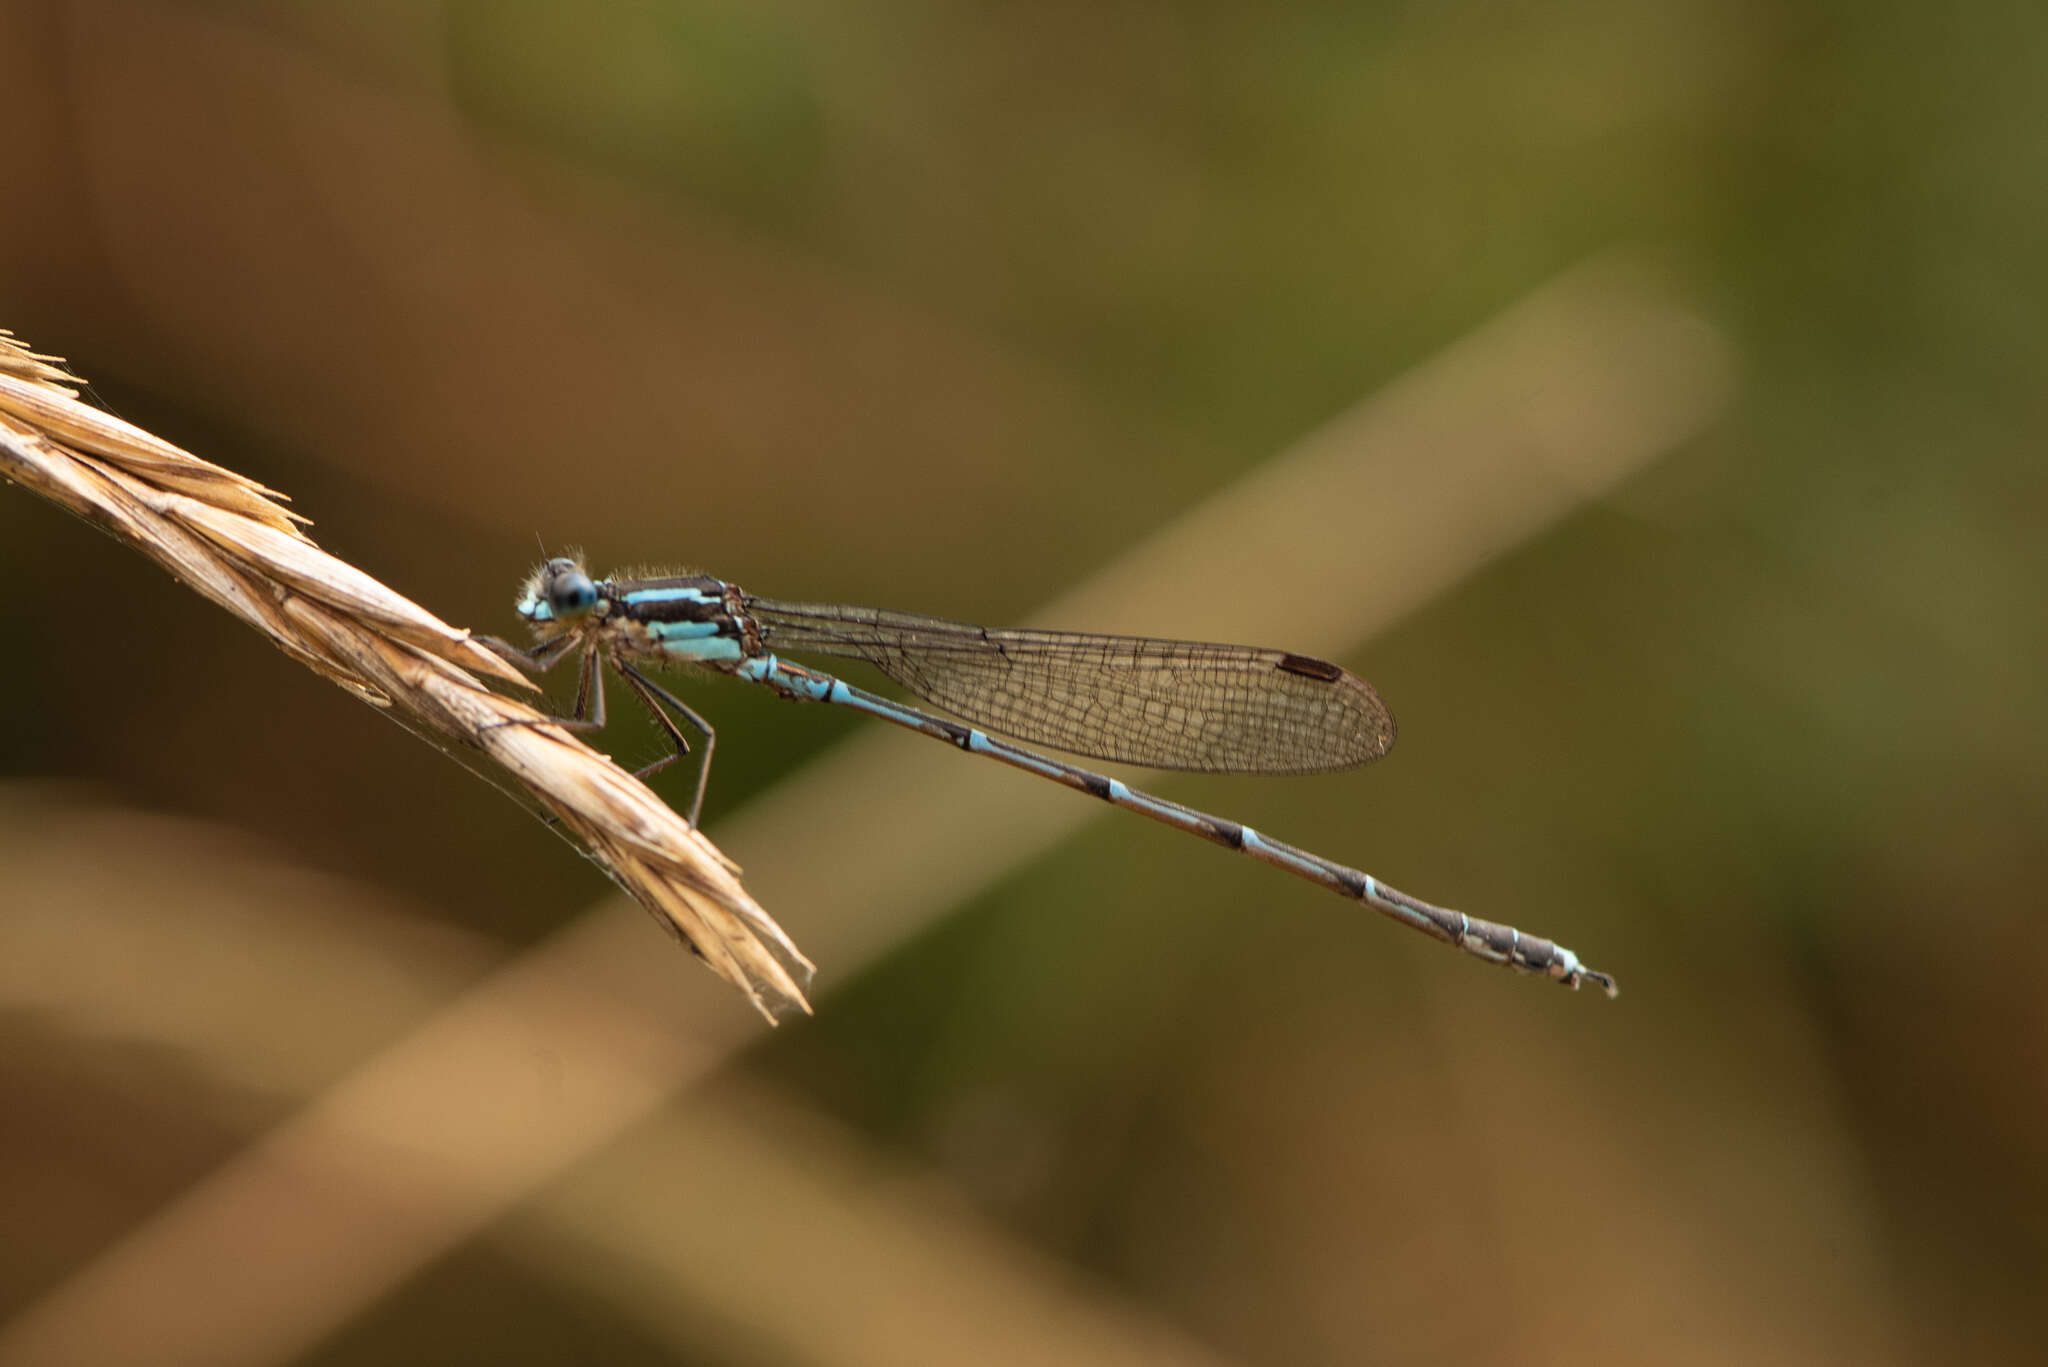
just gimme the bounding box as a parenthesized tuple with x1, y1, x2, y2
(0, 787, 1237, 1367)
(0, 330, 812, 1021)
(0, 257, 1733, 1367)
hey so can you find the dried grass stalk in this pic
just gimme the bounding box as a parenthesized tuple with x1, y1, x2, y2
(0, 331, 813, 1021)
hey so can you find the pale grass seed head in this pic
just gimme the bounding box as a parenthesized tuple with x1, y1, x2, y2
(0, 330, 812, 1022)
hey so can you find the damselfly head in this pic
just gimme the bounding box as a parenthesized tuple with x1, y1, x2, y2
(517, 556, 601, 627)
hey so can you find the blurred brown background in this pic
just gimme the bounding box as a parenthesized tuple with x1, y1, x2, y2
(2, 2, 2044, 1364)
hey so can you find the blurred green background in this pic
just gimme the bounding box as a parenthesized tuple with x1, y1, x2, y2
(2, 2, 2044, 1364)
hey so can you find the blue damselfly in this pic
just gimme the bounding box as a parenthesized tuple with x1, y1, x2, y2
(493, 558, 1616, 995)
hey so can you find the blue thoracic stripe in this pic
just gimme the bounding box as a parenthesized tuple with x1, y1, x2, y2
(647, 619, 721, 640)
(621, 585, 719, 608)
(650, 625, 744, 664)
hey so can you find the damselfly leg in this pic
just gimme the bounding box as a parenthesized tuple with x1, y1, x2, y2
(477, 634, 718, 827)
(612, 659, 719, 827)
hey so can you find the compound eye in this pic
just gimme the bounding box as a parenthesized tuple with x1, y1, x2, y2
(549, 569, 599, 617)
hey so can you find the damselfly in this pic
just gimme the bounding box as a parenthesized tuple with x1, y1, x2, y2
(492, 558, 1616, 995)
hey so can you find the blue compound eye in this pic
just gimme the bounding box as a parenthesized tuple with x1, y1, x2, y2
(549, 567, 599, 617)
